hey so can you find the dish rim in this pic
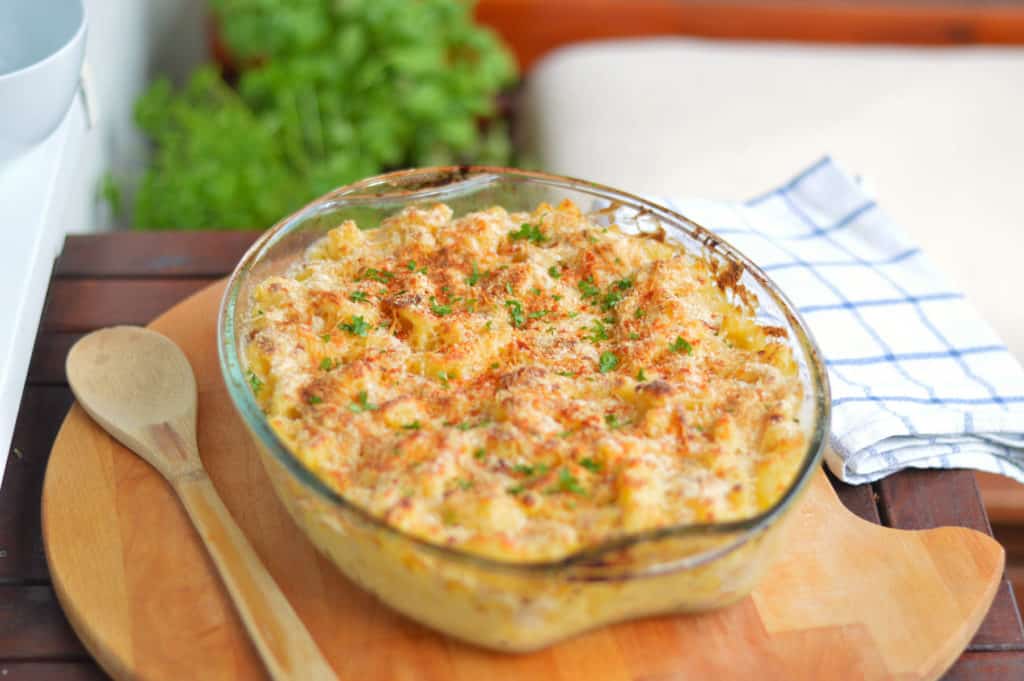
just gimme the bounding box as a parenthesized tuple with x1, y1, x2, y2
(217, 165, 831, 576)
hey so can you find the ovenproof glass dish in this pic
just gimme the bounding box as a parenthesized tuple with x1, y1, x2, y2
(218, 167, 830, 651)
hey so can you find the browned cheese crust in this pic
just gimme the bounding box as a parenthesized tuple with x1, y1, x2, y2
(245, 200, 806, 561)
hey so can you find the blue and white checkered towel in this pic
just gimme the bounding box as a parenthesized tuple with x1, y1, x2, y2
(659, 157, 1024, 485)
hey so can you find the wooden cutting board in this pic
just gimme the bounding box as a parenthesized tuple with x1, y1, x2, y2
(42, 281, 1004, 681)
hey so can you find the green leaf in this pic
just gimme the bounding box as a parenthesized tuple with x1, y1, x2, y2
(598, 351, 619, 373)
(548, 468, 585, 495)
(509, 222, 546, 244)
(430, 296, 452, 316)
(247, 370, 263, 394)
(505, 299, 525, 328)
(669, 336, 693, 354)
(339, 316, 370, 337)
(578, 277, 600, 301)
(348, 390, 377, 413)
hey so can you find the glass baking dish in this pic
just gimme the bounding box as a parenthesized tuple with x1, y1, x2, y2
(218, 167, 830, 651)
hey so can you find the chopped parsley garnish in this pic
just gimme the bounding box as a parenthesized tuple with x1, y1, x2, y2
(407, 260, 417, 271)
(615, 278, 634, 291)
(473, 448, 486, 460)
(580, 457, 603, 473)
(359, 268, 393, 283)
(559, 430, 574, 438)
(548, 468, 585, 495)
(548, 265, 562, 279)
(509, 222, 547, 244)
(598, 351, 619, 373)
(629, 332, 641, 340)
(348, 390, 378, 413)
(307, 395, 323, 405)
(490, 362, 500, 369)
(247, 370, 263, 394)
(528, 309, 550, 319)
(319, 357, 334, 371)
(465, 299, 477, 313)
(429, 296, 452, 316)
(588, 318, 610, 343)
(466, 262, 481, 286)
(349, 291, 368, 303)
(634, 308, 647, 319)
(600, 291, 622, 312)
(506, 485, 525, 495)
(529, 287, 541, 296)
(505, 299, 525, 328)
(457, 479, 474, 490)
(556, 370, 575, 377)
(605, 413, 630, 429)
(578, 277, 600, 301)
(637, 368, 647, 381)
(513, 462, 550, 477)
(438, 370, 450, 388)
(505, 282, 514, 295)
(669, 336, 694, 354)
(402, 421, 422, 430)
(339, 315, 369, 337)
(320, 333, 331, 342)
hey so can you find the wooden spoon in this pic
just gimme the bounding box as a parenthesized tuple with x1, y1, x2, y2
(66, 325, 337, 681)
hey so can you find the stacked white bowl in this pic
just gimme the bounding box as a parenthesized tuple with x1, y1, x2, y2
(0, 0, 87, 163)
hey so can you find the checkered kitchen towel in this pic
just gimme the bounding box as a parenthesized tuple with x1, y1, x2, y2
(658, 157, 1024, 485)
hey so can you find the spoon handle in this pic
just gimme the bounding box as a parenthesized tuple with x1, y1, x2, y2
(174, 472, 337, 681)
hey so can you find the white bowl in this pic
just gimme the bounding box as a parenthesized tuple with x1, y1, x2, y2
(0, 0, 87, 163)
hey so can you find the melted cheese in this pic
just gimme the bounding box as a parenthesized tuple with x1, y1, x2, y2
(245, 199, 806, 561)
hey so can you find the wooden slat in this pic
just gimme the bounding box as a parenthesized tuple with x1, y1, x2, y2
(476, 0, 1024, 71)
(0, 586, 88, 659)
(56, 232, 259, 279)
(26, 333, 81, 386)
(826, 468, 881, 524)
(40, 279, 217, 333)
(0, 662, 107, 680)
(977, 471, 1024, 524)
(877, 469, 992, 533)
(0, 387, 74, 581)
(877, 469, 1024, 650)
(942, 650, 1024, 680)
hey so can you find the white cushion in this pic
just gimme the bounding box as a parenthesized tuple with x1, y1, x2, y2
(521, 38, 1024, 360)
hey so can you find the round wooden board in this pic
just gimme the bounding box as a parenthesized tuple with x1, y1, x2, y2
(42, 281, 1005, 681)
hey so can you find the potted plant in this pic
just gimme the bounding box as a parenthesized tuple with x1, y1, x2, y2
(128, 0, 517, 230)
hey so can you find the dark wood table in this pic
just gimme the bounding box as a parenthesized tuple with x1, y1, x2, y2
(2, 232, 1023, 679)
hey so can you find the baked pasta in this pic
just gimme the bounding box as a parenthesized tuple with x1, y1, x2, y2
(244, 199, 806, 562)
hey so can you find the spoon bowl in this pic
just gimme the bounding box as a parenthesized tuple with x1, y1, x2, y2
(66, 326, 199, 480)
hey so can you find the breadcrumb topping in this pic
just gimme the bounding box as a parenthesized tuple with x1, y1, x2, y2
(245, 199, 806, 561)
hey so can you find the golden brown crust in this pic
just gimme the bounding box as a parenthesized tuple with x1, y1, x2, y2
(245, 200, 806, 561)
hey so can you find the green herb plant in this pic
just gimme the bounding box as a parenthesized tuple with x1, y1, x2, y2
(129, 0, 517, 229)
